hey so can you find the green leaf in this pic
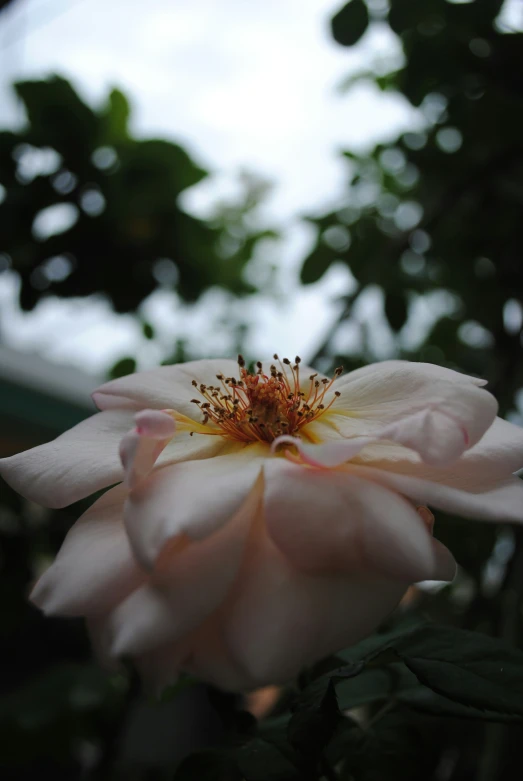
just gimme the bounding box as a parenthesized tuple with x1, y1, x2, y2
(331, 0, 369, 47)
(394, 625, 523, 719)
(384, 291, 409, 331)
(340, 615, 427, 665)
(103, 88, 131, 142)
(109, 356, 137, 379)
(288, 663, 364, 759)
(300, 241, 337, 284)
(142, 320, 155, 339)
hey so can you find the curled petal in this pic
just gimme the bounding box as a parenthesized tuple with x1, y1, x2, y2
(377, 388, 497, 466)
(0, 410, 132, 508)
(327, 362, 497, 466)
(120, 409, 176, 490)
(271, 434, 373, 468)
(30, 485, 144, 616)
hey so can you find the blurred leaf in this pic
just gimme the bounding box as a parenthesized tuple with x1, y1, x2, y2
(102, 87, 131, 142)
(300, 241, 337, 284)
(331, 0, 369, 47)
(384, 291, 409, 331)
(142, 320, 155, 340)
(109, 356, 137, 379)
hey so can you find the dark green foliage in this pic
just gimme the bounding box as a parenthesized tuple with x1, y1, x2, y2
(0, 76, 262, 313)
(304, 0, 523, 419)
(331, 1, 369, 47)
(177, 622, 523, 779)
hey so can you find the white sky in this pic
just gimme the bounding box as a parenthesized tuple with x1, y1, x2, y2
(3, 0, 515, 374)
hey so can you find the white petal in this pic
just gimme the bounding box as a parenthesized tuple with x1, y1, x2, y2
(347, 463, 523, 523)
(264, 460, 438, 582)
(335, 360, 487, 392)
(107, 476, 261, 656)
(324, 362, 497, 466)
(271, 434, 373, 468)
(120, 409, 176, 490)
(224, 523, 406, 687)
(136, 624, 253, 695)
(30, 485, 144, 615)
(92, 359, 240, 417)
(124, 445, 266, 568)
(0, 410, 133, 507)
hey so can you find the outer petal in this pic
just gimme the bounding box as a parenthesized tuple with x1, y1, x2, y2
(30, 485, 144, 616)
(120, 409, 176, 490)
(264, 460, 440, 582)
(346, 463, 523, 523)
(136, 623, 254, 695)
(0, 410, 132, 507)
(334, 360, 487, 393)
(321, 363, 497, 466)
(106, 476, 262, 656)
(124, 445, 266, 568)
(223, 520, 406, 687)
(92, 359, 240, 417)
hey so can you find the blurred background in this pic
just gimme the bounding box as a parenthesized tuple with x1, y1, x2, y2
(1, 0, 523, 778)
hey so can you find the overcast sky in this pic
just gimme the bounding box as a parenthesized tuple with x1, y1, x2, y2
(2, 0, 516, 374)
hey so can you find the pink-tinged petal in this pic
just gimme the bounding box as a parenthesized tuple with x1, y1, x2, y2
(271, 434, 373, 468)
(124, 445, 265, 568)
(326, 371, 497, 467)
(415, 505, 456, 581)
(120, 410, 176, 490)
(107, 477, 262, 656)
(264, 460, 438, 583)
(136, 622, 254, 695)
(326, 362, 496, 453)
(352, 416, 523, 482)
(334, 360, 487, 394)
(0, 410, 133, 508)
(459, 416, 523, 477)
(92, 359, 240, 416)
(224, 522, 406, 687)
(346, 463, 523, 523)
(431, 539, 457, 581)
(379, 406, 471, 466)
(30, 485, 144, 616)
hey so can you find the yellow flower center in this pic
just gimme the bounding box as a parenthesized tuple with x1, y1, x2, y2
(190, 355, 342, 443)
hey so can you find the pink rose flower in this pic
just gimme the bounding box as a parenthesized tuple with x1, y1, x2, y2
(2, 357, 523, 693)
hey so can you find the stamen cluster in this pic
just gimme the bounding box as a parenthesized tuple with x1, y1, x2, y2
(191, 355, 342, 443)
